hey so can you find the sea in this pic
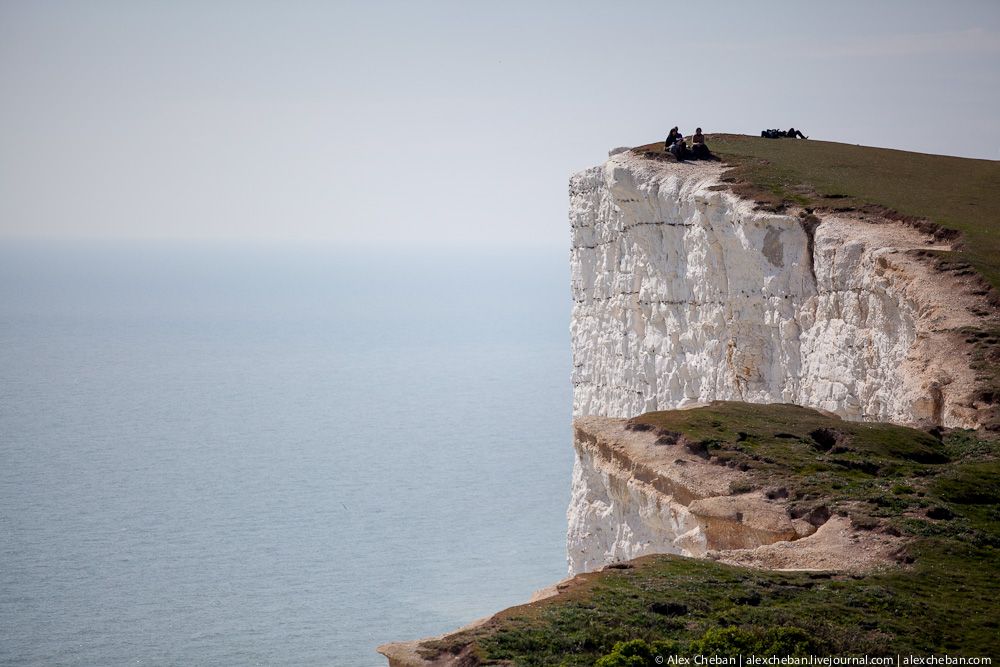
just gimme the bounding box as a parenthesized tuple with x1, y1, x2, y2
(0, 241, 574, 666)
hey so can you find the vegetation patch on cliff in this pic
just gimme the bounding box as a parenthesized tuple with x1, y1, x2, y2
(415, 403, 999, 665)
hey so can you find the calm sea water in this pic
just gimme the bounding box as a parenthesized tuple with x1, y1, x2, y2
(0, 241, 573, 666)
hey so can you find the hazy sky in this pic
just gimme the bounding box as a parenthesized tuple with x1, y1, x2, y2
(2, 1, 998, 245)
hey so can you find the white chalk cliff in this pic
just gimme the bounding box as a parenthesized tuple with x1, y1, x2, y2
(567, 151, 984, 574)
(379, 148, 994, 665)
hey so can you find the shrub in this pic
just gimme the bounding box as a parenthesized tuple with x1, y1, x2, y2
(688, 626, 819, 658)
(595, 639, 680, 667)
(594, 640, 655, 667)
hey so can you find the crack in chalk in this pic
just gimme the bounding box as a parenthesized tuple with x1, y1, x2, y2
(572, 221, 696, 249)
(572, 381, 646, 395)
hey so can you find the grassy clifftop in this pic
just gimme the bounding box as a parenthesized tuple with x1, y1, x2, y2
(417, 403, 999, 665)
(636, 134, 1000, 294)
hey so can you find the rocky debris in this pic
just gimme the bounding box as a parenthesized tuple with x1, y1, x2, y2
(711, 516, 904, 574)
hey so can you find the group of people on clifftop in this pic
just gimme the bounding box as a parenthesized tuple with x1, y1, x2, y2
(663, 127, 713, 161)
(663, 126, 810, 161)
(761, 127, 808, 139)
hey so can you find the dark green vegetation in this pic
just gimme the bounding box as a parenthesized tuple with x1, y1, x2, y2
(631, 402, 957, 527)
(594, 628, 819, 667)
(635, 134, 1000, 293)
(418, 403, 1000, 665)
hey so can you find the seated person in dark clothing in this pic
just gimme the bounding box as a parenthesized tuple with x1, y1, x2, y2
(664, 126, 679, 150)
(691, 127, 711, 158)
(786, 127, 808, 139)
(668, 137, 688, 161)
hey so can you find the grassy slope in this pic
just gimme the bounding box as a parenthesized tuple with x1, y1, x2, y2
(636, 134, 1000, 293)
(420, 403, 1000, 665)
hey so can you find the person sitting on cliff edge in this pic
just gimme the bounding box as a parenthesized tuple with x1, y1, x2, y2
(691, 127, 711, 159)
(664, 126, 679, 151)
(668, 136, 689, 161)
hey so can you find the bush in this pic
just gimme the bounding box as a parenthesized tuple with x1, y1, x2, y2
(595, 639, 680, 667)
(594, 640, 655, 667)
(688, 627, 757, 658)
(595, 627, 819, 665)
(688, 626, 819, 658)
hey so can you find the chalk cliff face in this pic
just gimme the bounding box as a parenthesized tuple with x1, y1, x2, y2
(570, 154, 979, 427)
(567, 152, 983, 574)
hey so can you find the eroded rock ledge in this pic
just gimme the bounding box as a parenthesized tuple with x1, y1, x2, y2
(567, 415, 901, 575)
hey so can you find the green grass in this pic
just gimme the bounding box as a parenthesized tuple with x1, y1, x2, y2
(628, 402, 950, 524)
(416, 403, 1000, 665)
(634, 134, 1000, 294)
